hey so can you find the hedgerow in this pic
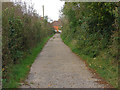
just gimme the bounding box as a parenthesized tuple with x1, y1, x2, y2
(2, 2, 54, 87)
(61, 2, 119, 87)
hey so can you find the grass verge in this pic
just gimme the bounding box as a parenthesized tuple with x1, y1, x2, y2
(61, 35, 118, 88)
(3, 34, 54, 88)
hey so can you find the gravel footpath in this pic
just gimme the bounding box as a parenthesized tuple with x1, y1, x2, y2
(21, 33, 106, 88)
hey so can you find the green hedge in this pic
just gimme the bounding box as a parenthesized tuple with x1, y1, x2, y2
(61, 2, 119, 88)
(2, 2, 54, 87)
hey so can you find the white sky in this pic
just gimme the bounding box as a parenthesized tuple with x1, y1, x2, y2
(31, 0, 65, 21)
(12, 0, 65, 21)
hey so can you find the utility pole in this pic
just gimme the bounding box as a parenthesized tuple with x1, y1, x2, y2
(42, 5, 44, 18)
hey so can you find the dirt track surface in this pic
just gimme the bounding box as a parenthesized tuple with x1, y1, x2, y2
(21, 34, 105, 88)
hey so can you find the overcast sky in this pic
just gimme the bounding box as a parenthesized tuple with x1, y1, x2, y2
(31, 0, 65, 21)
(12, 0, 65, 21)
